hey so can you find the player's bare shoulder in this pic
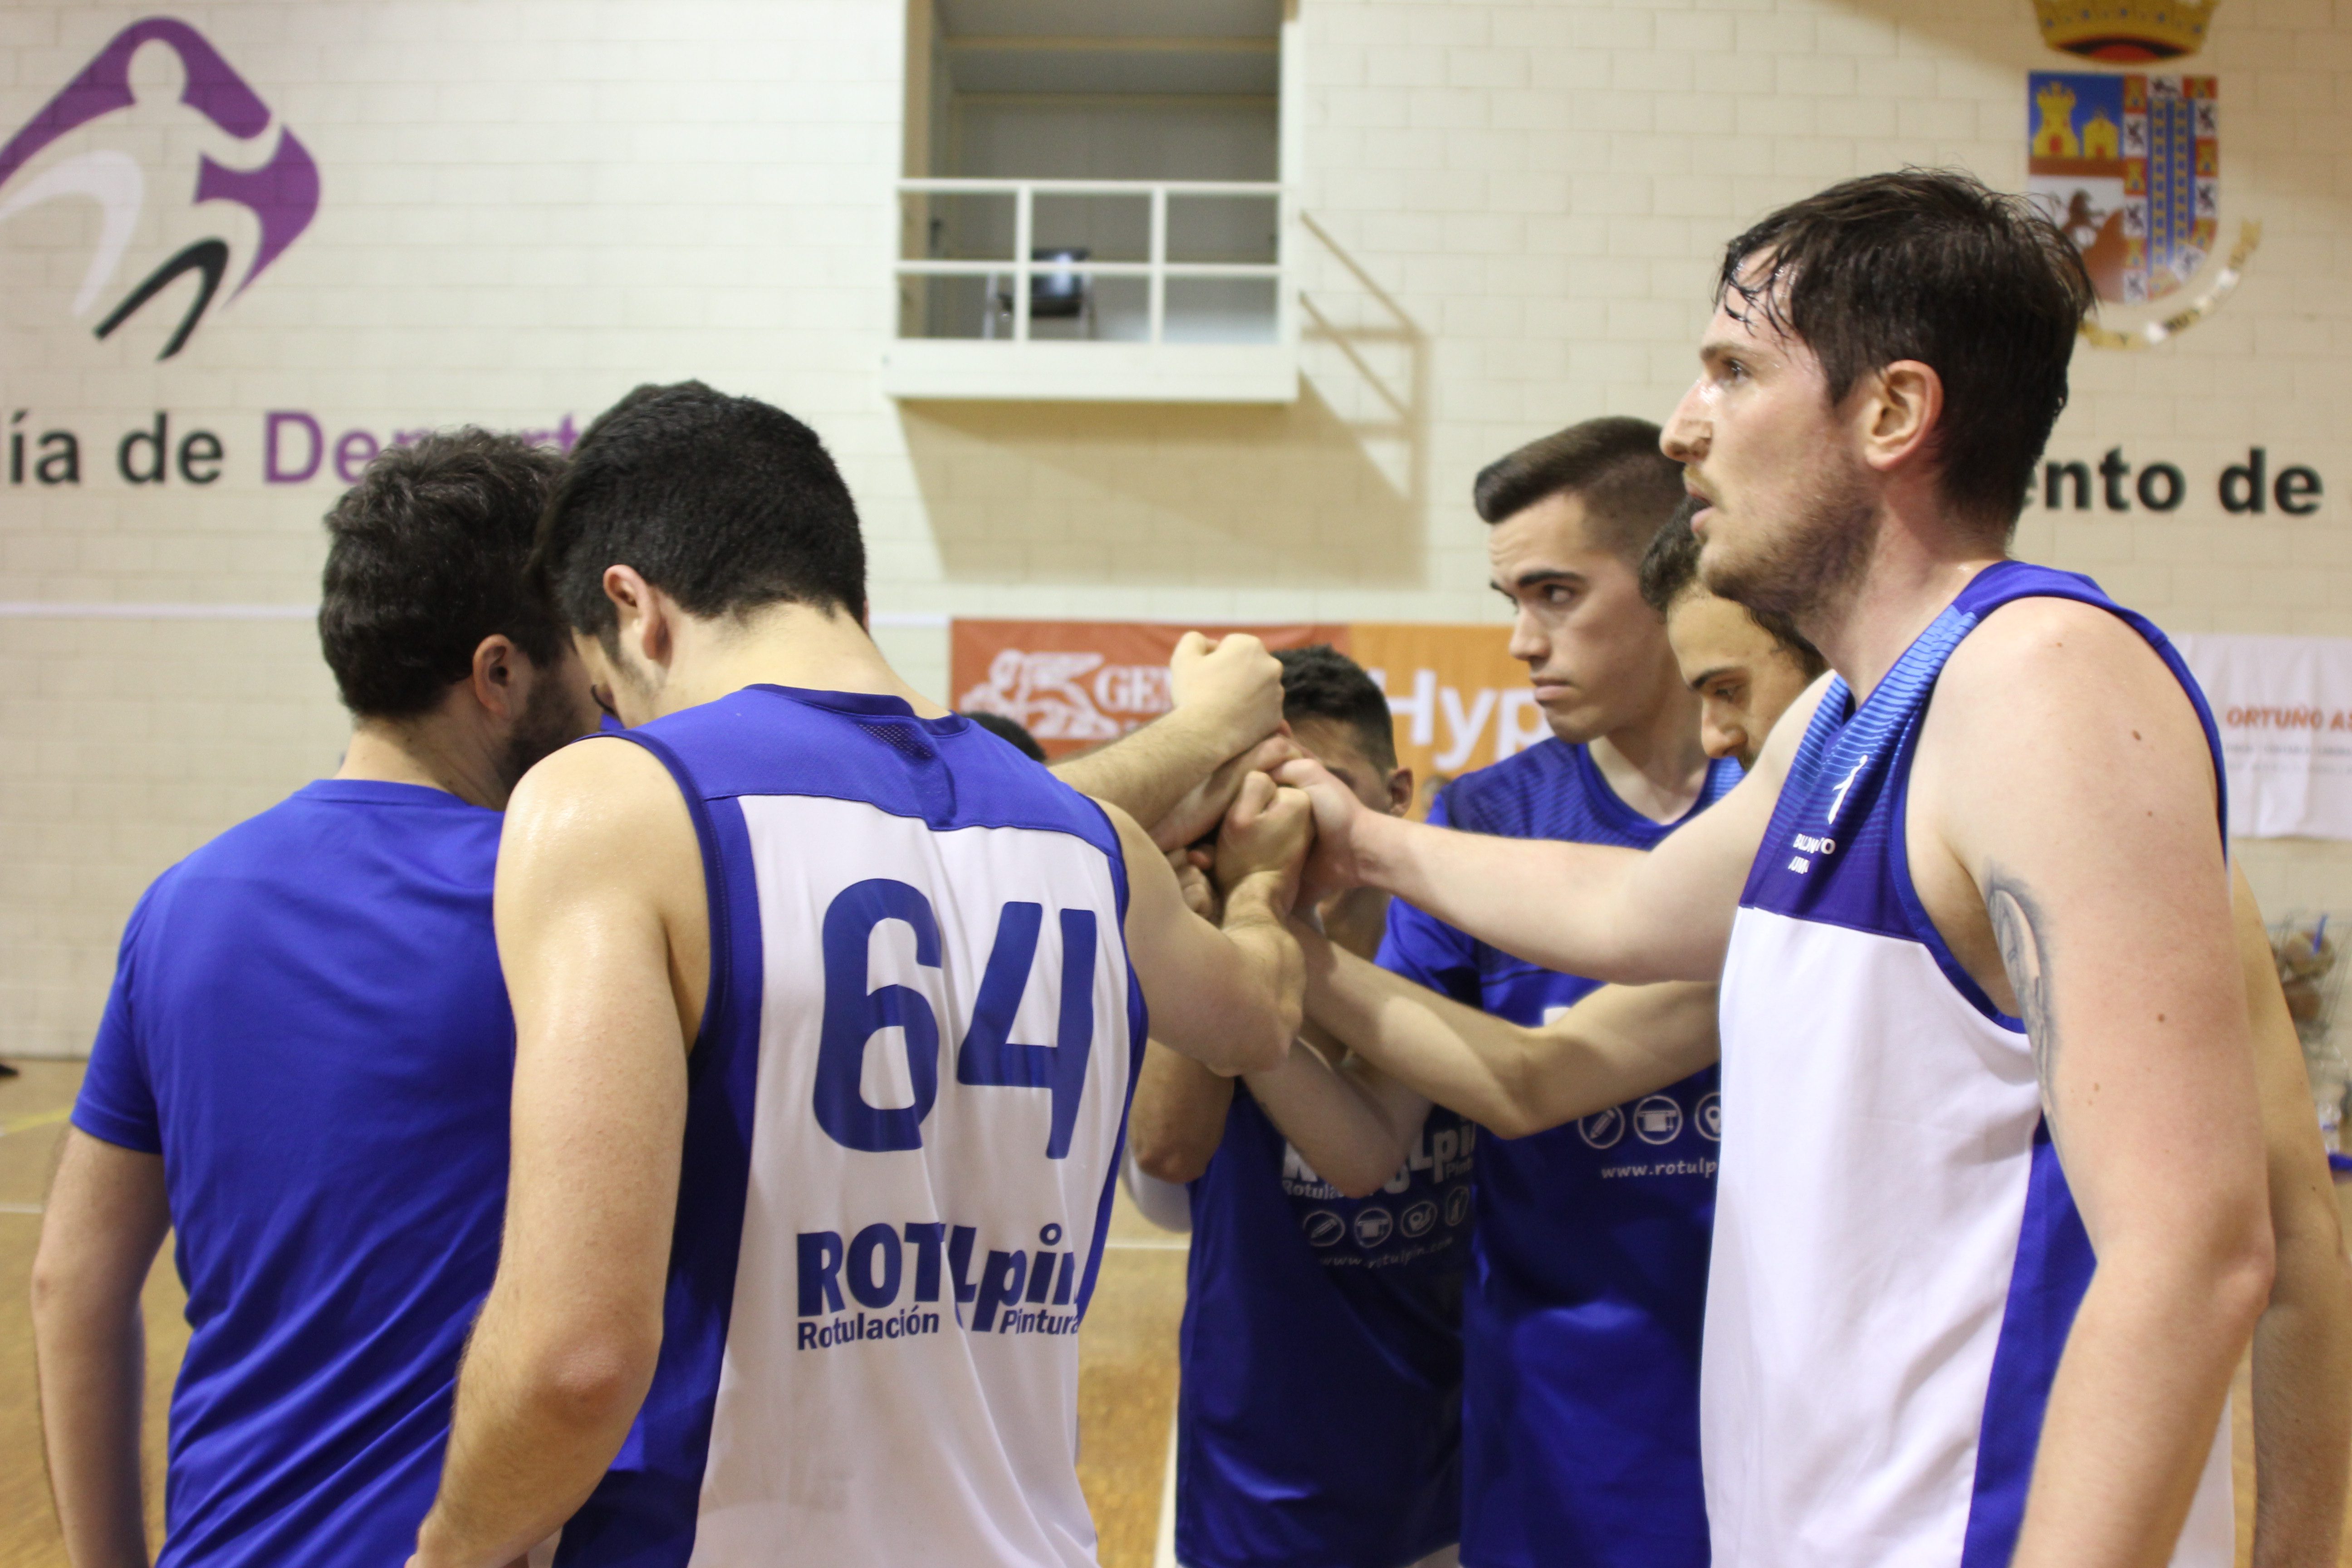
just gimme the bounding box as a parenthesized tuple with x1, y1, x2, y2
(1913, 590, 2220, 879)
(498, 735, 706, 918)
(1929, 593, 2211, 761)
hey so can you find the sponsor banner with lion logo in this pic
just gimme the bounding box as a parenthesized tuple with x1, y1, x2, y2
(951, 620, 1539, 813)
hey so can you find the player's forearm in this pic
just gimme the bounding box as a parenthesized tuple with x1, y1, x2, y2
(2249, 1197, 2352, 1567)
(2014, 1235, 2274, 1568)
(1359, 818, 1661, 982)
(31, 1275, 149, 1568)
(1298, 926, 1536, 1134)
(1196, 874, 1303, 1076)
(414, 1298, 657, 1568)
(1129, 1042, 1235, 1183)
(1243, 1041, 1416, 1197)
(1054, 707, 1239, 842)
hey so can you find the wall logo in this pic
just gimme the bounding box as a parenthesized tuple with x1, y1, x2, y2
(2026, 69, 2255, 349)
(0, 18, 318, 359)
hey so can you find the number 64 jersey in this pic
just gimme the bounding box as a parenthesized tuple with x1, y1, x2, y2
(554, 686, 1147, 1568)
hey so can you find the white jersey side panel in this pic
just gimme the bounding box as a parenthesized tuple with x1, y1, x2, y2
(1709, 907, 2230, 1567)
(688, 794, 1135, 1568)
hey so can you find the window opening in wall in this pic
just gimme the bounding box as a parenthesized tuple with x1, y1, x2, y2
(889, 0, 1296, 402)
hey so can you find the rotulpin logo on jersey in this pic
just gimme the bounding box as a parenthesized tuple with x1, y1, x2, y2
(796, 1221, 1083, 1349)
(0, 18, 318, 360)
(2027, 70, 2255, 350)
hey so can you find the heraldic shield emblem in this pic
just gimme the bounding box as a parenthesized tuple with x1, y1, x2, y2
(2028, 72, 2216, 307)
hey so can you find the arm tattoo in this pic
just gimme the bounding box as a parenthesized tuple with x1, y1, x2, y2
(1986, 867, 2060, 1128)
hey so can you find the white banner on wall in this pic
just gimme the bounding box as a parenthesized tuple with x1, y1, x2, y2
(2174, 635, 2352, 840)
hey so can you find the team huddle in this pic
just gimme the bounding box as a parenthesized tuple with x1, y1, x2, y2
(29, 171, 2352, 1568)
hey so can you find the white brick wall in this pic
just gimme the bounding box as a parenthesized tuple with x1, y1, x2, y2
(1, 0, 2347, 1054)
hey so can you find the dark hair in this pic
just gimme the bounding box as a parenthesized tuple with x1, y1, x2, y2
(1277, 645, 1396, 771)
(318, 428, 568, 719)
(537, 381, 867, 640)
(1718, 168, 2093, 531)
(1638, 502, 1828, 680)
(964, 710, 1047, 763)
(1472, 416, 1686, 563)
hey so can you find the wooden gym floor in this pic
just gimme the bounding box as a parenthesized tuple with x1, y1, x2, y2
(0, 1057, 2337, 1568)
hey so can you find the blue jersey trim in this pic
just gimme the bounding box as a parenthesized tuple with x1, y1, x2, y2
(1960, 1126, 2095, 1567)
(554, 737, 765, 1568)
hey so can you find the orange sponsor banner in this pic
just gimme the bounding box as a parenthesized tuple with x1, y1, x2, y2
(950, 621, 1350, 754)
(1346, 622, 1543, 799)
(950, 621, 1543, 805)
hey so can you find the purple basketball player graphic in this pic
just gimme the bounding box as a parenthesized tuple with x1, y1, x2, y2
(0, 18, 318, 359)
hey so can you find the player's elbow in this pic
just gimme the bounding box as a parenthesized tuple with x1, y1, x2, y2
(2195, 1201, 2278, 1340)
(521, 1320, 662, 1433)
(28, 1232, 130, 1335)
(1132, 1125, 1216, 1186)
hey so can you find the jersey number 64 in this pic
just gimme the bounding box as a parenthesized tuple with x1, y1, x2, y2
(813, 877, 1098, 1160)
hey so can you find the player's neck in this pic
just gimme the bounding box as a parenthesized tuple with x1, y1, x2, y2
(1803, 507, 2008, 703)
(649, 603, 950, 720)
(336, 710, 513, 810)
(1586, 681, 1713, 823)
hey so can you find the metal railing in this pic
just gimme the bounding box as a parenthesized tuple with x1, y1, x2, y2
(896, 177, 1286, 344)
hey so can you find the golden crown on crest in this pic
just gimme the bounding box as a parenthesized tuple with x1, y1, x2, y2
(2033, 0, 2218, 61)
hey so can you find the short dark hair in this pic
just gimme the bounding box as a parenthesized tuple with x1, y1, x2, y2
(1471, 416, 1686, 563)
(537, 381, 867, 641)
(1638, 502, 1828, 680)
(963, 710, 1047, 763)
(318, 429, 567, 719)
(1718, 168, 2093, 532)
(1277, 645, 1396, 771)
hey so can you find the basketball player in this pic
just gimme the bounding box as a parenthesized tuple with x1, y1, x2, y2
(1293, 529, 2352, 1565)
(1279, 170, 2270, 1565)
(32, 432, 601, 1568)
(1128, 644, 1470, 1568)
(1333, 417, 1734, 1568)
(1640, 500, 1827, 769)
(406, 384, 1310, 1568)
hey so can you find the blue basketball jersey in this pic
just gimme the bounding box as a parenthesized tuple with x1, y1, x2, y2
(1709, 562, 2232, 1565)
(552, 686, 1146, 1568)
(1175, 1081, 1475, 1568)
(73, 780, 514, 1568)
(1377, 739, 1740, 1568)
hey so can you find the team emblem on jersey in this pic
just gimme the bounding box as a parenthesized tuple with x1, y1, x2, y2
(1353, 1207, 1395, 1248)
(1444, 1186, 1472, 1227)
(1400, 1200, 1438, 1240)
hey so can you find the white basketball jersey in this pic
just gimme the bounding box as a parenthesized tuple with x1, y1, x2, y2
(1710, 564, 2232, 1566)
(554, 688, 1144, 1568)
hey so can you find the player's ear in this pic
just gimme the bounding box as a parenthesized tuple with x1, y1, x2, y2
(1857, 359, 1942, 477)
(1386, 766, 1415, 818)
(601, 565, 668, 666)
(468, 633, 520, 720)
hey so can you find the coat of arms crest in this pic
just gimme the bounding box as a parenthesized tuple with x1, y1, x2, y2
(2027, 71, 2253, 347)
(2028, 72, 2215, 306)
